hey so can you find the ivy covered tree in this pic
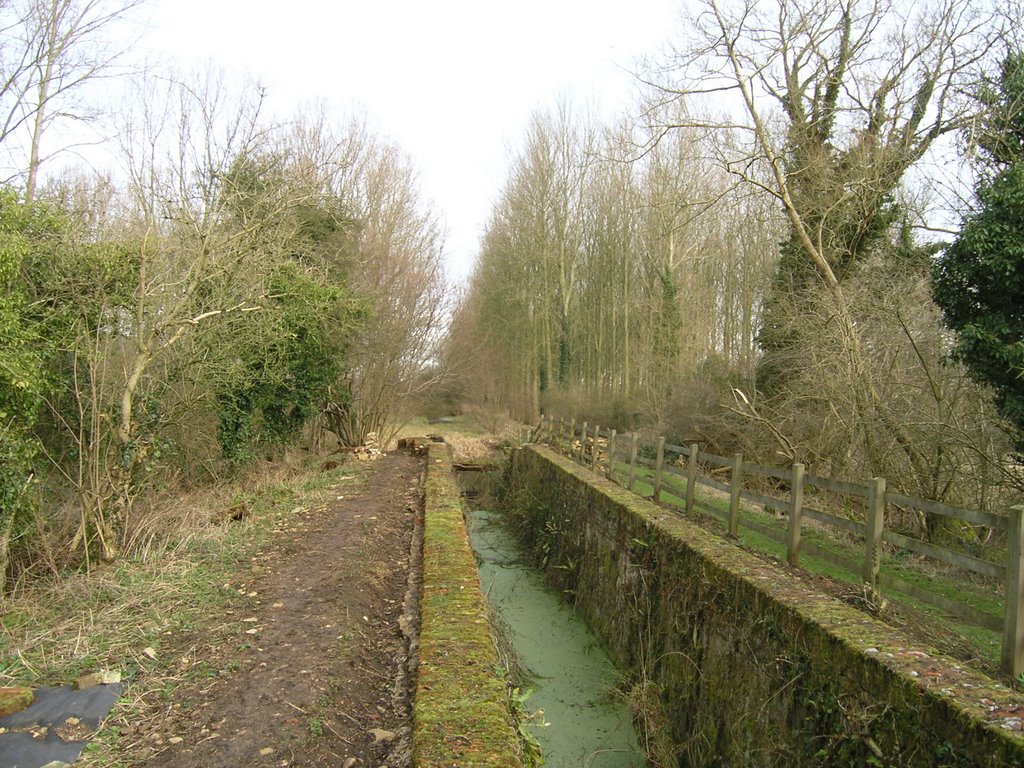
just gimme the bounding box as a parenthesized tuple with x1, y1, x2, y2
(932, 51, 1024, 435)
(214, 262, 353, 463)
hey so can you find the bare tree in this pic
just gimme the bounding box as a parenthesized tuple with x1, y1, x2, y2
(47, 70, 294, 561)
(0, 0, 144, 199)
(458, 101, 777, 428)
(288, 114, 451, 448)
(644, 0, 999, 473)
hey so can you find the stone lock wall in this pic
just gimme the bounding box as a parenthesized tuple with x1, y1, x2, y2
(505, 445, 1024, 767)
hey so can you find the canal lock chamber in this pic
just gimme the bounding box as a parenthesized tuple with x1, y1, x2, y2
(454, 461, 650, 768)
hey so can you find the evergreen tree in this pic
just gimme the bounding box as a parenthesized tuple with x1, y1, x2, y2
(932, 52, 1024, 434)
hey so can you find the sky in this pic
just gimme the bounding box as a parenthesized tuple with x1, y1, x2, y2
(136, 0, 683, 281)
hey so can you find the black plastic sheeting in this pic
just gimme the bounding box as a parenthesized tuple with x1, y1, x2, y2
(0, 682, 121, 768)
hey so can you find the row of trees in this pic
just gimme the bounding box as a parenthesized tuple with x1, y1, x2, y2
(447, 103, 781, 431)
(450, 0, 1022, 536)
(0, 3, 447, 585)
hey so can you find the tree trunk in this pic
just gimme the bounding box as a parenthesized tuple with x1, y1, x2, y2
(24, 3, 59, 202)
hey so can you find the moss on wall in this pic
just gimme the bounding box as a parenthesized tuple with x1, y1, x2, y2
(413, 443, 523, 767)
(505, 445, 1024, 767)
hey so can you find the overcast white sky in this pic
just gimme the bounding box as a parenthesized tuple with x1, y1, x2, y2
(136, 0, 683, 281)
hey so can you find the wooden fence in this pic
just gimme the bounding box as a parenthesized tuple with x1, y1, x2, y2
(535, 415, 1024, 678)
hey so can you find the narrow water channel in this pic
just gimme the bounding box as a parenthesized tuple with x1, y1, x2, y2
(466, 508, 648, 768)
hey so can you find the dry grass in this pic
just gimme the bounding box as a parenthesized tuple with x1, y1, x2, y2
(0, 452, 360, 690)
(445, 433, 501, 462)
(0, 553, 220, 685)
(0, 452, 373, 768)
(120, 451, 317, 561)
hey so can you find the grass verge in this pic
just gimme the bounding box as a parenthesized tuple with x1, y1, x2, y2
(0, 455, 371, 766)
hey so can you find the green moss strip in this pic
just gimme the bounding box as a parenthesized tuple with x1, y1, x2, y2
(413, 443, 522, 767)
(508, 445, 1024, 768)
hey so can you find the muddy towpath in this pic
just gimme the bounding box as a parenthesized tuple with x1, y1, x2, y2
(114, 450, 422, 768)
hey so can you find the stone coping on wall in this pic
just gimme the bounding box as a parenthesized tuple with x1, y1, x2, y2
(508, 444, 1024, 767)
(412, 442, 522, 767)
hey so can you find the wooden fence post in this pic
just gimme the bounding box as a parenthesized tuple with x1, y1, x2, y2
(628, 433, 639, 491)
(686, 443, 699, 514)
(728, 453, 743, 537)
(578, 422, 588, 464)
(1002, 506, 1024, 677)
(592, 424, 601, 471)
(864, 477, 887, 588)
(607, 429, 617, 480)
(568, 419, 576, 455)
(653, 436, 665, 503)
(787, 463, 805, 567)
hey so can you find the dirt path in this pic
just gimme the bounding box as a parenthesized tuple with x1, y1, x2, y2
(122, 451, 422, 768)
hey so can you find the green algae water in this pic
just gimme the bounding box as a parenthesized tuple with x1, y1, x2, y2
(466, 508, 648, 768)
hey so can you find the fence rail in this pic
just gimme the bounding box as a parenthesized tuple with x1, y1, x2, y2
(537, 414, 1024, 677)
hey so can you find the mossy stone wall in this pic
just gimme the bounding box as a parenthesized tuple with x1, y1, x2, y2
(413, 443, 522, 767)
(506, 445, 1024, 767)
